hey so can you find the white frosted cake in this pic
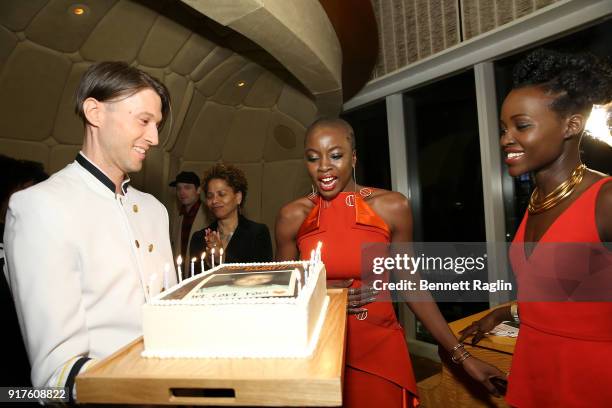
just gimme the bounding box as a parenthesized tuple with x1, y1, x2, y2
(142, 259, 329, 359)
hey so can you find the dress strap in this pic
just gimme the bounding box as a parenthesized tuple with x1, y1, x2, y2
(355, 195, 391, 237)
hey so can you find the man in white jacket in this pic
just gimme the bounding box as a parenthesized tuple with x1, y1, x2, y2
(3, 61, 177, 401)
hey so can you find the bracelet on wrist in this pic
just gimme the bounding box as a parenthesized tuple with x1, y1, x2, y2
(451, 350, 472, 364)
(450, 343, 464, 353)
(450, 343, 470, 364)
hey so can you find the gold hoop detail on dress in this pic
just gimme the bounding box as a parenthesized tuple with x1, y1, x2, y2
(345, 194, 355, 207)
(359, 187, 372, 197)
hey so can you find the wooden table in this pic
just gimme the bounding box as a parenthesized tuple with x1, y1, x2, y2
(417, 305, 516, 408)
(76, 289, 347, 406)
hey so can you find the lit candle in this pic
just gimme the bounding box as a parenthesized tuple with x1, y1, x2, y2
(211, 247, 216, 269)
(309, 249, 315, 273)
(191, 257, 196, 278)
(296, 269, 302, 296)
(148, 273, 158, 299)
(200, 251, 206, 273)
(176, 255, 183, 283)
(316, 241, 322, 263)
(220, 247, 224, 265)
(163, 263, 170, 291)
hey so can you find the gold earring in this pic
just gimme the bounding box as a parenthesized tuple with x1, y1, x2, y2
(308, 184, 318, 199)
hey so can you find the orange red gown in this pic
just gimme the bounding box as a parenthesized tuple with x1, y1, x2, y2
(507, 177, 612, 407)
(297, 190, 418, 408)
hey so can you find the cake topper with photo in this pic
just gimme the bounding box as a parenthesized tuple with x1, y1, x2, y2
(187, 269, 298, 299)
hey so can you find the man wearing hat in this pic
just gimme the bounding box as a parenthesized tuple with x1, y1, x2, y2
(170, 171, 207, 273)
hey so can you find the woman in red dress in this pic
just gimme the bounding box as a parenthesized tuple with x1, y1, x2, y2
(459, 49, 612, 407)
(275, 118, 505, 407)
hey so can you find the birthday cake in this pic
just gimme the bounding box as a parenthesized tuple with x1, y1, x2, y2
(142, 258, 329, 358)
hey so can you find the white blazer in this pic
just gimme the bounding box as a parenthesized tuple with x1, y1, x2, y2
(4, 155, 177, 388)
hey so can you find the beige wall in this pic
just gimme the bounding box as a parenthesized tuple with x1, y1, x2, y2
(0, 0, 331, 246)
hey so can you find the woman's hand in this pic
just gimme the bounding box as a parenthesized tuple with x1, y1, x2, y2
(461, 356, 508, 397)
(348, 284, 378, 315)
(327, 279, 379, 315)
(204, 229, 222, 251)
(204, 229, 223, 265)
(458, 307, 510, 345)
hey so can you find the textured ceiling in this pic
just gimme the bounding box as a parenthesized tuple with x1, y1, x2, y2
(182, 0, 343, 112)
(0, 0, 336, 239)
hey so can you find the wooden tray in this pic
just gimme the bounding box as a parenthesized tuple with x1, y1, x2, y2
(76, 289, 347, 406)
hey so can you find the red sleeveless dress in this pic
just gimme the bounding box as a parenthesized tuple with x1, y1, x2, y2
(506, 177, 612, 407)
(297, 190, 418, 408)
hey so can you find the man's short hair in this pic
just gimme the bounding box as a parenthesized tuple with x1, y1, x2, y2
(75, 61, 171, 130)
(0, 154, 48, 207)
(305, 117, 356, 151)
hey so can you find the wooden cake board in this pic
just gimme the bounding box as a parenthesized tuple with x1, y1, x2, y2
(76, 289, 347, 406)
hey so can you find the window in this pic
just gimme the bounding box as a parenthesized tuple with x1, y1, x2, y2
(403, 70, 488, 341)
(342, 100, 391, 190)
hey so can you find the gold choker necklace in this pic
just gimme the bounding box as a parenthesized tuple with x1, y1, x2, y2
(528, 164, 586, 214)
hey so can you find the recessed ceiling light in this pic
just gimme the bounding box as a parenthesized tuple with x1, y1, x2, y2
(236, 80, 247, 88)
(69, 4, 89, 16)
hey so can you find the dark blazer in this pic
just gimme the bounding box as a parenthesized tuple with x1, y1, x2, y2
(189, 215, 273, 273)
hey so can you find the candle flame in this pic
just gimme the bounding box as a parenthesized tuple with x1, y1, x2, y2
(201, 252, 206, 260)
(191, 257, 196, 262)
(177, 255, 182, 265)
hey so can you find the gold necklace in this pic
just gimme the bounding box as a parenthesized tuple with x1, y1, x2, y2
(528, 164, 586, 214)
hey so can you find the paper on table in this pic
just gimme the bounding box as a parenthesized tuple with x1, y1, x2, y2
(488, 322, 519, 338)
